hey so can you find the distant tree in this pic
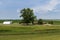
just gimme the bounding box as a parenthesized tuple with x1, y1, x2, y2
(48, 21, 53, 24)
(38, 19, 43, 25)
(20, 8, 36, 25)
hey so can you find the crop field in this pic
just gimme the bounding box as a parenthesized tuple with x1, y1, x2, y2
(0, 23, 60, 40)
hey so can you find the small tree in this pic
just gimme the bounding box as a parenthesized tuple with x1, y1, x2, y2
(48, 21, 53, 24)
(38, 19, 43, 25)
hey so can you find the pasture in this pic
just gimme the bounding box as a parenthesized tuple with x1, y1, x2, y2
(0, 34, 60, 40)
(0, 19, 60, 40)
(0, 23, 60, 40)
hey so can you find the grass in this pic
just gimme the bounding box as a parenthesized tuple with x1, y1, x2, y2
(0, 24, 60, 40)
(0, 34, 60, 40)
(0, 24, 60, 34)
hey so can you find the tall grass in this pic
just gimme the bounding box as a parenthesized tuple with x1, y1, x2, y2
(0, 25, 60, 35)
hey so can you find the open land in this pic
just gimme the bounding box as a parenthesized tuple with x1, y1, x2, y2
(0, 23, 59, 40)
(0, 20, 60, 40)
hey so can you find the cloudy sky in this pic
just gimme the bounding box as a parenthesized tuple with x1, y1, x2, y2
(0, 0, 60, 19)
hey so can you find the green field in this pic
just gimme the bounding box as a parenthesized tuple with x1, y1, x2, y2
(0, 34, 60, 40)
(0, 24, 60, 40)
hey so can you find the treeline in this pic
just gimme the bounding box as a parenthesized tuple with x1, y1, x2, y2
(0, 19, 60, 25)
(0, 19, 21, 23)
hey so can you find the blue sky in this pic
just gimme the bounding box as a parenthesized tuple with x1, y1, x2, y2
(0, 0, 60, 19)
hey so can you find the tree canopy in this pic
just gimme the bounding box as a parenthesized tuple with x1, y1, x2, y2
(20, 8, 36, 25)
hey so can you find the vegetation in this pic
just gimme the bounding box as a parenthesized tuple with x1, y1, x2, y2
(0, 19, 60, 25)
(20, 8, 36, 25)
(0, 19, 20, 23)
(0, 24, 60, 34)
(0, 21, 60, 40)
(48, 21, 53, 24)
(0, 34, 60, 40)
(38, 19, 43, 25)
(0, 8, 60, 40)
(0, 24, 60, 40)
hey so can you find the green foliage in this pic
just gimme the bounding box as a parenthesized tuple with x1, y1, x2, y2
(20, 8, 36, 25)
(38, 19, 43, 25)
(48, 21, 53, 24)
(0, 19, 21, 23)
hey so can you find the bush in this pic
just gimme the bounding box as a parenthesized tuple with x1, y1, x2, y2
(48, 21, 53, 24)
(38, 19, 43, 25)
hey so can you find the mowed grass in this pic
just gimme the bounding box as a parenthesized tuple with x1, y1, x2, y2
(0, 24, 60, 40)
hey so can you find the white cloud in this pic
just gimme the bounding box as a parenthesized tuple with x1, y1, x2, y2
(32, 0, 60, 14)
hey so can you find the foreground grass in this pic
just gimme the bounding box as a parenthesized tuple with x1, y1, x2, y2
(0, 34, 60, 40)
(0, 24, 60, 34)
(0, 24, 60, 40)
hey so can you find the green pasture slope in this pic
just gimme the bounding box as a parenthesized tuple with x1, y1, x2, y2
(0, 24, 60, 40)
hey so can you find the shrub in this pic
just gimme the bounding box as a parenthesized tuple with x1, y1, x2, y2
(38, 19, 43, 25)
(48, 21, 53, 24)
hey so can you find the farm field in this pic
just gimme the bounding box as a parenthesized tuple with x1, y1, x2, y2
(0, 23, 60, 40)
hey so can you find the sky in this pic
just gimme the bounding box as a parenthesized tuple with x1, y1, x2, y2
(0, 0, 60, 19)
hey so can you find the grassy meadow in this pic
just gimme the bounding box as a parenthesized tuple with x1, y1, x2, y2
(0, 20, 60, 40)
(0, 24, 60, 40)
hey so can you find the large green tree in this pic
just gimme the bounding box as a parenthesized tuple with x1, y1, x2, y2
(20, 8, 36, 25)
